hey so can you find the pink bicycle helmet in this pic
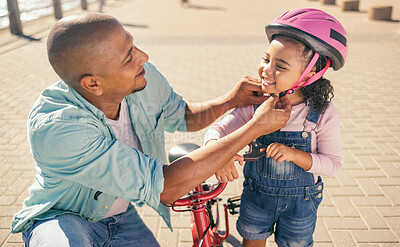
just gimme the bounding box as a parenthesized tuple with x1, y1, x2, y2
(265, 8, 348, 93)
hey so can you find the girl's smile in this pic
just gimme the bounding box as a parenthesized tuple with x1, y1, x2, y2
(261, 76, 276, 87)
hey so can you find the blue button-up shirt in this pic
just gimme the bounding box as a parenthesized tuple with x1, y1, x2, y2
(11, 62, 187, 233)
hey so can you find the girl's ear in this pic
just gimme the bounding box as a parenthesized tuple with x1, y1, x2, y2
(80, 75, 103, 96)
(298, 69, 316, 87)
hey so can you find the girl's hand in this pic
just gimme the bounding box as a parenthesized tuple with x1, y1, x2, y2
(265, 142, 296, 163)
(215, 154, 244, 183)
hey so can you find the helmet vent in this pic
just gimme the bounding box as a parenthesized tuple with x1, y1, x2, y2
(327, 19, 336, 23)
(330, 29, 347, 46)
(288, 11, 307, 19)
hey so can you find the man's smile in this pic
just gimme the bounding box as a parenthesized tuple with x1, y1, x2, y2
(136, 68, 145, 77)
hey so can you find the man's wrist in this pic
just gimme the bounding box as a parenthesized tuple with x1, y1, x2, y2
(222, 91, 237, 110)
(243, 119, 264, 140)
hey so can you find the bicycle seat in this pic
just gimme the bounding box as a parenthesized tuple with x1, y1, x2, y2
(168, 142, 201, 163)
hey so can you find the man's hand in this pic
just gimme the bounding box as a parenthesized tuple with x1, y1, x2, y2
(215, 154, 244, 183)
(227, 76, 269, 108)
(250, 94, 292, 136)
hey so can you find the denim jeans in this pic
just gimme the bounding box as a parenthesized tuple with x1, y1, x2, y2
(22, 205, 160, 247)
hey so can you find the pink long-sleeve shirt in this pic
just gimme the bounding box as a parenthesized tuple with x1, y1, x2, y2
(204, 102, 342, 183)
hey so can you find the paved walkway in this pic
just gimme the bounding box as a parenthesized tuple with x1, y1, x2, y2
(0, 0, 399, 246)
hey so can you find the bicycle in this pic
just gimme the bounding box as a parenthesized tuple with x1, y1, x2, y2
(168, 142, 266, 247)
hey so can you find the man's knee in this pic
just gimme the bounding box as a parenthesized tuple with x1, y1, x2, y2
(23, 214, 94, 247)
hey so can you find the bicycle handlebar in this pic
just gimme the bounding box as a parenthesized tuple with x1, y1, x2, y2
(173, 182, 227, 207)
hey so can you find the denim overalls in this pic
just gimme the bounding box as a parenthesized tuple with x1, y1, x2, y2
(237, 107, 324, 247)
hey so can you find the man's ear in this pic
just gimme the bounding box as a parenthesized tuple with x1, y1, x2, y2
(80, 75, 103, 96)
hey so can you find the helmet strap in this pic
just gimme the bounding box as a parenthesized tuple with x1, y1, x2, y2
(279, 53, 331, 97)
(292, 53, 320, 89)
(301, 58, 331, 88)
(284, 53, 331, 96)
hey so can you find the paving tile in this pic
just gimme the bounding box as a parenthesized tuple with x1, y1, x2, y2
(355, 156, 378, 170)
(351, 196, 392, 207)
(356, 178, 384, 196)
(385, 217, 400, 240)
(3, 179, 32, 196)
(318, 206, 340, 218)
(4, 234, 22, 243)
(314, 218, 331, 243)
(330, 230, 356, 246)
(381, 186, 400, 206)
(322, 177, 341, 188)
(0, 217, 12, 229)
(350, 170, 387, 178)
(169, 216, 192, 229)
(0, 164, 11, 178)
(327, 186, 365, 197)
(331, 197, 359, 217)
(0, 206, 20, 217)
(352, 149, 383, 157)
(357, 207, 389, 229)
(336, 170, 358, 187)
(375, 143, 399, 156)
(0, 229, 9, 245)
(178, 228, 192, 242)
(352, 230, 398, 243)
(0, 196, 17, 206)
(380, 163, 400, 178)
(324, 218, 367, 230)
(158, 228, 178, 247)
(377, 207, 400, 217)
(375, 178, 400, 187)
(0, 171, 22, 188)
(341, 161, 363, 171)
(374, 156, 400, 163)
(357, 244, 382, 247)
(1, 243, 24, 247)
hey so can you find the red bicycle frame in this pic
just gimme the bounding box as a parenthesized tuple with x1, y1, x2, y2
(172, 182, 229, 247)
(168, 141, 263, 246)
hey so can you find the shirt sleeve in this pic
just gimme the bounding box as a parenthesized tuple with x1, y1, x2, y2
(308, 103, 343, 176)
(30, 117, 164, 209)
(204, 106, 253, 145)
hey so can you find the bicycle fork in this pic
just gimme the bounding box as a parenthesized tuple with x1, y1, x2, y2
(191, 203, 229, 247)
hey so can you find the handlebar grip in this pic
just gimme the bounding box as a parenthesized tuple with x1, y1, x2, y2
(173, 183, 227, 207)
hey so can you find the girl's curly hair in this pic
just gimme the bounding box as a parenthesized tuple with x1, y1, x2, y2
(299, 44, 334, 113)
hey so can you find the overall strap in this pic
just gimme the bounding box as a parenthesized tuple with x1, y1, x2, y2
(303, 107, 321, 132)
(253, 103, 261, 111)
(255, 103, 322, 132)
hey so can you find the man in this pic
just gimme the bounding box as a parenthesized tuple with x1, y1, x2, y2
(12, 13, 291, 246)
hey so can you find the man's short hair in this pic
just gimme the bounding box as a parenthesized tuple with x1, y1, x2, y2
(47, 13, 120, 88)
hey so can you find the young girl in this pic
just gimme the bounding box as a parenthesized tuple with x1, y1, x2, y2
(204, 8, 348, 247)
